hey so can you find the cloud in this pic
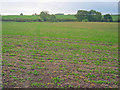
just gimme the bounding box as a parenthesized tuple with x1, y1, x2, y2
(0, 2, 118, 15)
(0, 0, 119, 2)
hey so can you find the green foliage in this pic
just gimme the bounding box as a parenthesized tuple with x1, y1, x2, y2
(33, 70, 39, 75)
(2, 72, 6, 76)
(2, 22, 118, 88)
(27, 71, 32, 75)
(77, 68, 85, 72)
(85, 73, 97, 78)
(38, 78, 43, 81)
(2, 14, 118, 22)
(19, 66, 27, 69)
(37, 60, 45, 62)
(75, 9, 102, 22)
(27, 77, 32, 81)
(52, 77, 61, 83)
(87, 10, 102, 22)
(40, 11, 56, 22)
(31, 82, 45, 87)
(37, 66, 45, 69)
(40, 11, 49, 21)
(103, 14, 112, 22)
(7, 64, 13, 67)
(75, 10, 88, 21)
(31, 65, 36, 70)
(2, 15, 39, 22)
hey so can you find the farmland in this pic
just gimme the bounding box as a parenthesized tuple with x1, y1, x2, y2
(2, 22, 118, 88)
(2, 15, 118, 22)
(2, 15, 77, 20)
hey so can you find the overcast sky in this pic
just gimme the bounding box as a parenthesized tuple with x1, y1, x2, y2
(0, 0, 119, 2)
(0, 0, 119, 15)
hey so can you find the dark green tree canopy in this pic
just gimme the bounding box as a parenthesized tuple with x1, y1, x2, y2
(87, 10, 102, 22)
(40, 11, 56, 22)
(75, 10, 89, 21)
(20, 13, 23, 16)
(75, 10, 102, 22)
(40, 11, 49, 21)
(104, 14, 112, 22)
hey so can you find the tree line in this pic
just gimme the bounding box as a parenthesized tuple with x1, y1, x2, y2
(39, 11, 56, 22)
(2, 10, 118, 22)
(75, 10, 112, 22)
(39, 10, 115, 22)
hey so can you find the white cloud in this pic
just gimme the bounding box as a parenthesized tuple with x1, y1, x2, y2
(0, 0, 119, 2)
(0, 2, 118, 15)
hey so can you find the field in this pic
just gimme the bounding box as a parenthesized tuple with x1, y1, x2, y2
(2, 15, 118, 22)
(111, 15, 118, 22)
(2, 22, 118, 88)
(2, 15, 39, 21)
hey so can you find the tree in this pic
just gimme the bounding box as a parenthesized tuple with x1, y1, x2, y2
(104, 14, 112, 22)
(40, 11, 56, 22)
(95, 11, 102, 22)
(40, 11, 49, 21)
(75, 10, 102, 22)
(75, 10, 88, 22)
(20, 13, 23, 16)
(47, 14, 56, 22)
(87, 10, 102, 22)
(38, 17, 41, 22)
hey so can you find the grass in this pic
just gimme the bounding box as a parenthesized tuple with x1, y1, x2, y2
(2, 15, 39, 21)
(2, 22, 118, 88)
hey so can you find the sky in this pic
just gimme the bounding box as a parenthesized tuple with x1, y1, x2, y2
(0, 0, 119, 2)
(0, 1, 119, 15)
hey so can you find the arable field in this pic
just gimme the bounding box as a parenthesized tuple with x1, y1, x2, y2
(2, 22, 118, 88)
(2, 15, 118, 22)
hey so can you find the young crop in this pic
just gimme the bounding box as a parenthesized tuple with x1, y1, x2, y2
(7, 64, 13, 67)
(38, 78, 43, 81)
(33, 70, 39, 75)
(27, 77, 32, 81)
(32, 56, 39, 59)
(38, 60, 45, 62)
(9, 53, 17, 56)
(31, 65, 36, 70)
(2, 22, 118, 88)
(85, 73, 97, 78)
(52, 77, 61, 84)
(10, 69, 16, 72)
(37, 66, 45, 69)
(21, 59, 25, 61)
(82, 62, 90, 65)
(2, 72, 6, 76)
(31, 83, 45, 87)
(50, 60, 54, 62)
(27, 71, 32, 75)
(19, 66, 27, 69)
(73, 72, 79, 76)
(77, 68, 85, 72)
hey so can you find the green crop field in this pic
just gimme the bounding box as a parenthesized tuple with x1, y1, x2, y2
(111, 15, 118, 21)
(2, 22, 118, 88)
(2, 15, 39, 20)
(55, 15, 76, 20)
(2, 15, 118, 21)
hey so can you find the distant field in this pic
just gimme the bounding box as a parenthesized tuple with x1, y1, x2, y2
(111, 15, 118, 21)
(2, 15, 118, 21)
(2, 15, 39, 21)
(2, 22, 118, 88)
(2, 15, 38, 20)
(55, 15, 76, 20)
